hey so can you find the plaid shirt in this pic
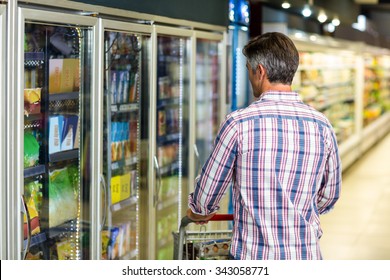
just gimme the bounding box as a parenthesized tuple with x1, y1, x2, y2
(188, 91, 341, 260)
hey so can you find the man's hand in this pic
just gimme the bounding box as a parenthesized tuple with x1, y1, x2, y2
(186, 208, 216, 225)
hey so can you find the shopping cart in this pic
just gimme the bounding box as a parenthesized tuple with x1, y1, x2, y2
(173, 214, 234, 260)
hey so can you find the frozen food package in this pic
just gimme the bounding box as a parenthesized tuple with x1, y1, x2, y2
(158, 110, 166, 136)
(24, 88, 42, 116)
(108, 227, 120, 260)
(110, 175, 121, 204)
(158, 76, 170, 99)
(25, 180, 43, 212)
(129, 73, 138, 102)
(23, 180, 43, 238)
(61, 114, 79, 151)
(56, 239, 75, 260)
(49, 167, 79, 228)
(120, 172, 131, 201)
(24, 132, 40, 168)
(101, 230, 111, 260)
(23, 193, 41, 237)
(24, 88, 41, 104)
(49, 58, 79, 94)
(49, 115, 64, 154)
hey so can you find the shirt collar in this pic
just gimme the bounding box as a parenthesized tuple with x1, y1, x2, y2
(258, 91, 302, 102)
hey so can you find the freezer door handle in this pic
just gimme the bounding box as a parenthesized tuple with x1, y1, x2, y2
(153, 155, 162, 206)
(21, 195, 31, 260)
(194, 144, 201, 176)
(100, 174, 108, 231)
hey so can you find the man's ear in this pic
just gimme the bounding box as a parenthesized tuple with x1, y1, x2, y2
(257, 64, 266, 75)
(257, 64, 266, 79)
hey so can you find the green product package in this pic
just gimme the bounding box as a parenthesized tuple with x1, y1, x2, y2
(24, 132, 40, 168)
(49, 166, 79, 228)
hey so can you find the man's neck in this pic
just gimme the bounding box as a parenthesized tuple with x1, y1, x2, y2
(263, 83, 292, 93)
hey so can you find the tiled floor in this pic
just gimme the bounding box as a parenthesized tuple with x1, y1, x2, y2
(319, 132, 390, 260)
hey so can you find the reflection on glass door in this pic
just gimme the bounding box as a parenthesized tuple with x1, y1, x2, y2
(195, 38, 221, 170)
(23, 21, 92, 260)
(155, 35, 190, 260)
(102, 30, 149, 260)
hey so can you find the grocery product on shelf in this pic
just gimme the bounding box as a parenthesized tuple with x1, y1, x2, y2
(48, 166, 79, 228)
(292, 50, 356, 144)
(363, 54, 390, 126)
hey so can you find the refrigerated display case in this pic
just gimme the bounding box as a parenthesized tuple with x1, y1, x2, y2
(101, 22, 151, 260)
(288, 33, 362, 170)
(363, 52, 390, 127)
(291, 45, 358, 144)
(360, 46, 390, 153)
(20, 9, 97, 260)
(286, 31, 390, 171)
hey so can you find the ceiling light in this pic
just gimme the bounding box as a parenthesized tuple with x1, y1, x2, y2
(281, 1, 291, 9)
(332, 16, 340, 26)
(317, 10, 328, 23)
(302, 4, 312, 17)
(325, 23, 336, 33)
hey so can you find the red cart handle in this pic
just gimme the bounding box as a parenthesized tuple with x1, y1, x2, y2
(180, 213, 233, 228)
(209, 214, 234, 221)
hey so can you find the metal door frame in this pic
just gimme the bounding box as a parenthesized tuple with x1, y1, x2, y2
(0, 2, 7, 260)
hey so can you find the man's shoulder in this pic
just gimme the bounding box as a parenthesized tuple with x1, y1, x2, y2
(227, 104, 260, 122)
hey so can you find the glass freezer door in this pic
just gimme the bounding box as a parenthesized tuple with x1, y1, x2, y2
(194, 37, 230, 230)
(195, 38, 222, 173)
(22, 15, 94, 259)
(154, 34, 190, 260)
(102, 28, 150, 260)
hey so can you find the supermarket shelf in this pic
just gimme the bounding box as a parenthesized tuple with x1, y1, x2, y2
(24, 232, 47, 248)
(49, 149, 79, 163)
(48, 92, 79, 101)
(111, 156, 137, 171)
(25, 52, 45, 61)
(47, 219, 80, 239)
(157, 133, 181, 145)
(24, 164, 45, 178)
(111, 196, 137, 212)
(157, 97, 180, 108)
(111, 103, 139, 113)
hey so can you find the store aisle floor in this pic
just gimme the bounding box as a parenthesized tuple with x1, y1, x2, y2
(320, 132, 390, 260)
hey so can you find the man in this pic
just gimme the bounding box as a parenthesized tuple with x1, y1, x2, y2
(187, 32, 341, 260)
